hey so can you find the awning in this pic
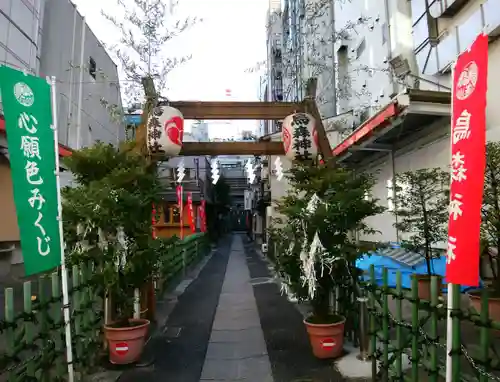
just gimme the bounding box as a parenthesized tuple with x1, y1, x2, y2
(0, 116, 72, 158)
(332, 89, 451, 166)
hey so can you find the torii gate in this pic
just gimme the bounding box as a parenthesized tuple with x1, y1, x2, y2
(134, 77, 333, 160)
(135, 77, 332, 320)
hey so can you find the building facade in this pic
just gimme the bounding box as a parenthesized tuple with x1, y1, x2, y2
(40, 0, 124, 149)
(0, 0, 43, 78)
(1, 0, 124, 149)
(329, 0, 500, 245)
(191, 121, 209, 142)
(265, 0, 284, 135)
(0, 0, 123, 268)
(262, 0, 500, 247)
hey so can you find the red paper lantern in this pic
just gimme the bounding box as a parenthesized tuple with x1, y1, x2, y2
(147, 105, 184, 156)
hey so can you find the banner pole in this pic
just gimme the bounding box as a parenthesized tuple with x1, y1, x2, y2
(49, 76, 75, 382)
(445, 60, 456, 382)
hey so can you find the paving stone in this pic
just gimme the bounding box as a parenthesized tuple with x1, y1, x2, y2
(212, 313, 262, 331)
(200, 356, 273, 381)
(200, 236, 273, 381)
(205, 339, 268, 360)
(209, 327, 266, 343)
(213, 308, 260, 323)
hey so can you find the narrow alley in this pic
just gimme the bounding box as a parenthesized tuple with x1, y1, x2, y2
(117, 234, 344, 382)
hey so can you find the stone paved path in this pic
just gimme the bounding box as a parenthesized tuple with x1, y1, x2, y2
(116, 234, 344, 382)
(200, 235, 274, 381)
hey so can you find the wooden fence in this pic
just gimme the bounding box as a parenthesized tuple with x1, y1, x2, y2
(0, 233, 209, 382)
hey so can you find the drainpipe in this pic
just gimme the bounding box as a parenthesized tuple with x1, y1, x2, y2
(67, 5, 77, 147)
(389, 150, 399, 242)
(329, 0, 337, 116)
(76, 16, 86, 149)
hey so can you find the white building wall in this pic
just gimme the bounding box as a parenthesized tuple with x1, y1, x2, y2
(360, 122, 450, 244)
(324, 0, 500, 245)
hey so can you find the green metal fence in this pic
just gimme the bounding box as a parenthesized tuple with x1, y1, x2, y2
(365, 265, 500, 381)
(155, 233, 210, 296)
(0, 233, 209, 382)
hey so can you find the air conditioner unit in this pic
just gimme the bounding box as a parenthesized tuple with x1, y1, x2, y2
(389, 54, 411, 77)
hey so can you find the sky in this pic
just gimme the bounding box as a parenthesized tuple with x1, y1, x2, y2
(71, 0, 269, 139)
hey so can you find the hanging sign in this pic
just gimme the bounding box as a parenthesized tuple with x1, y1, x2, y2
(281, 112, 318, 161)
(445, 33, 488, 287)
(147, 105, 184, 156)
(187, 192, 196, 232)
(0, 65, 62, 276)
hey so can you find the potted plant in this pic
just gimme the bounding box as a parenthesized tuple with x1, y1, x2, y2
(63, 142, 162, 365)
(469, 141, 500, 320)
(269, 159, 383, 359)
(391, 168, 449, 300)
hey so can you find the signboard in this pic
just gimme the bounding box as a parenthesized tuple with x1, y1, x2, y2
(125, 114, 142, 126)
(321, 338, 336, 350)
(114, 342, 129, 355)
(445, 33, 488, 287)
(0, 66, 61, 276)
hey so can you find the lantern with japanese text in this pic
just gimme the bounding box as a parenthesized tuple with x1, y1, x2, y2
(147, 105, 184, 156)
(281, 112, 318, 161)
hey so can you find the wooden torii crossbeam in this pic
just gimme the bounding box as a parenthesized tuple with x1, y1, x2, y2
(136, 78, 333, 159)
(134, 77, 332, 321)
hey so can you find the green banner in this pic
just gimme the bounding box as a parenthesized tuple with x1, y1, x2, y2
(0, 66, 61, 275)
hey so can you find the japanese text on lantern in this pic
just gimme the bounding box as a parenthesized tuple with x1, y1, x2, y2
(447, 110, 472, 265)
(19, 112, 50, 257)
(291, 114, 312, 160)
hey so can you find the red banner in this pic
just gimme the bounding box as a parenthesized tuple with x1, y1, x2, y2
(445, 33, 488, 287)
(187, 192, 196, 233)
(176, 185, 183, 207)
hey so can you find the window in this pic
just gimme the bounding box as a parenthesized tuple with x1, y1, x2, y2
(89, 57, 96, 79)
(356, 38, 366, 59)
(163, 203, 182, 224)
(172, 207, 181, 223)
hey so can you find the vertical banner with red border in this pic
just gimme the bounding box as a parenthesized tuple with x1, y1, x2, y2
(187, 192, 196, 233)
(445, 33, 488, 287)
(176, 185, 183, 207)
